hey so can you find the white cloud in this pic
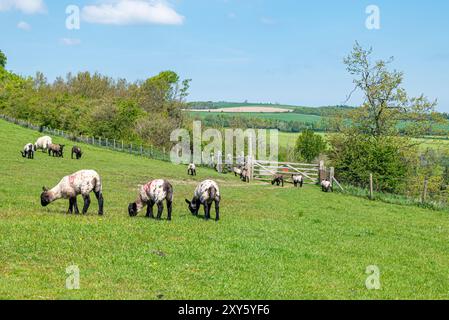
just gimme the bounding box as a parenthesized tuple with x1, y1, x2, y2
(60, 38, 81, 46)
(17, 21, 31, 30)
(0, 0, 46, 14)
(82, 0, 184, 26)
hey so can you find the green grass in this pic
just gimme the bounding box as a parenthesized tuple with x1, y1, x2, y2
(1, 119, 449, 300)
(188, 111, 323, 124)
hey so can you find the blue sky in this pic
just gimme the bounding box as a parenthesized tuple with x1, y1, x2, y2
(1, 0, 449, 112)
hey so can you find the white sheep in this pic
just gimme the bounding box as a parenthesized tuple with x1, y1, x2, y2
(292, 174, 304, 188)
(128, 179, 174, 220)
(185, 180, 221, 221)
(21, 143, 34, 159)
(34, 136, 52, 153)
(187, 163, 197, 176)
(321, 179, 333, 192)
(40, 170, 104, 215)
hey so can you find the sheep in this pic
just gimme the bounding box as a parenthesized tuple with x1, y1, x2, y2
(321, 179, 333, 192)
(48, 144, 65, 157)
(40, 170, 104, 215)
(71, 146, 83, 160)
(271, 174, 284, 187)
(240, 167, 250, 183)
(292, 174, 304, 188)
(34, 136, 52, 152)
(21, 143, 34, 159)
(128, 179, 174, 220)
(187, 163, 197, 176)
(185, 180, 221, 221)
(233, 166, 242, 177)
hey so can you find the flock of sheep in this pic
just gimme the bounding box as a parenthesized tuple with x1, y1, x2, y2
(24, 135, 332, 222)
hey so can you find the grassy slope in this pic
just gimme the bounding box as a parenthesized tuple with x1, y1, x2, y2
(1, 119, 449, 300)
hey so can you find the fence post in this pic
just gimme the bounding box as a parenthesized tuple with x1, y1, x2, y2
(369, 173, 374, 200)
(121, 140, 124, 151)
(330, 167, 335, 188)
(319, 160, 325, 183)
(140, 145, 143, 156)
(113, 139, 116, 150)
(422, 177, 429, 204)
(130, 143, 133, 154)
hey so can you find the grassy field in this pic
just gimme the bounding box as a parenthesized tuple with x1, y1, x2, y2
(1, 119, 449, 300)
(188, 111, 323, 124)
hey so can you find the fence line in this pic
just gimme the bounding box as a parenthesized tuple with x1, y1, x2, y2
(0, 114, 171, 162)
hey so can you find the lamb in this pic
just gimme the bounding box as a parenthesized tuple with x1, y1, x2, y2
(292, 174, 304, 188)
(40, 170, 104, 215)
(240, 167, 250, 183)
(233, 166, 242, 177)
(321, 179, 333, 192)
(271, 174, 284, 187)
(71, 146, 83, 160)
(48, 144, 65, 157)
(128, 179, 173, 220)
(34, 136, 52, 152)
(187, 163, 197, 176)
(21, 143, 34, 159)
(185, 180, 221, 221)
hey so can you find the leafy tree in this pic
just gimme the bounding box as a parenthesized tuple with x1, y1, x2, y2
(343, 41, 442, 138)
(0, 50, 6, 68)
(295, 129, 327, 162)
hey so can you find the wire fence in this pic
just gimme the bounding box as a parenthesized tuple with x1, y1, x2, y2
(0, 114, 171, 162)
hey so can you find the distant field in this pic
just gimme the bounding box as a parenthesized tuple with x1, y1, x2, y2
(188, 111, 323, 124)
(189, 107, 294, 113)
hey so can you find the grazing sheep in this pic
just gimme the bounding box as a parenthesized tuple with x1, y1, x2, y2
(187, 163, 197, 176)
(71, 146, 83, 160)
(40, 170, 104, 215)
(233, 166, 242, 177)
(292, 174, 304, 188)
(48, 144, 65, 157)
(321, 179, 333, 192)
(185, 180, 221, 221)
(34, 136, 52, 152)
(271, 174, 284, 187)
(128, 179, 173, 220)
(240, 167, 250, 183)
(21, 143, 34, 159)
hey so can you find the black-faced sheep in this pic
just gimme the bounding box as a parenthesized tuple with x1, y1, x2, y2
(185, 180, 221, 221)
(321, 179, 333, 192)
(271, 174, 284, 187)
(21, 143, 34, 159)
(48, 144, 65, 157)
(240, 167, 250, 183)
(187, 163, 197, 176)
(40, 170, 104, 215)
(292, 174, 304, 188)
(71, 146, 83, 160)
(34, 136, 52, 152)
(128, 179, 173, 220)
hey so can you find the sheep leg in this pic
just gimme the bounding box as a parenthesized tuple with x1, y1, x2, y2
(95, 191, 104, 215)
(82, 195, 91, 214)
(68, 198, 74, 214)
(166, 200, 172, 221)
(72, 197, 80, 214)
(204, 202, 210, 220)
(156, 202, 164, 220)
(146, 200, 154, 218)
(194, 200, 201, 216)
(214, 200, 220, 221)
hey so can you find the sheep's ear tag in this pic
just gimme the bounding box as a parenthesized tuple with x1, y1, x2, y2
(42, 186, 48, 192)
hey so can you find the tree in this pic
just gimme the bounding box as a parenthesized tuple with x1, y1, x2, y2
(344, 42, 441, 138)
(295, 129, 326, 163)
(0, 50, 6, 68)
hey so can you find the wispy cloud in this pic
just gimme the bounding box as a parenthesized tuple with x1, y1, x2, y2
(17, 21, 31, 30)
(81, 0, 184, 26)
(60, 38, 81, 46)
(260, 17, 276, 25)
(0, 0, 46, 14)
